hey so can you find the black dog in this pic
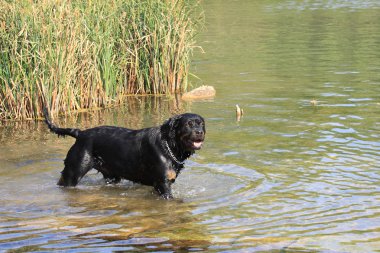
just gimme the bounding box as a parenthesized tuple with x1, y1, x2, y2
(43, 110, 205, 199)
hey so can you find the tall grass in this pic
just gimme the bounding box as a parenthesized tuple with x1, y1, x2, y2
(0, 0, 202, 120)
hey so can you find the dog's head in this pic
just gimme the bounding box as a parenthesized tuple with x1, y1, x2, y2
(161, 113, 206, 151)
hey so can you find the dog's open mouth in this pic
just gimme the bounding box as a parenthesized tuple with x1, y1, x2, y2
(189, 138, 204, 150)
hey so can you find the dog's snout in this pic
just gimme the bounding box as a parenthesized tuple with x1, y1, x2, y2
(195, 129, 204, 135)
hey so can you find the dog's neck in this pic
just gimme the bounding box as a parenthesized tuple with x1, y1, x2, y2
(163, 138, 192, 167)
(164, 140, 185, 165)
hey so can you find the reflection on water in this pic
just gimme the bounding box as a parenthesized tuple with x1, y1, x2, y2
(1, 0, 380, 252)
(0, 95, 189, 143)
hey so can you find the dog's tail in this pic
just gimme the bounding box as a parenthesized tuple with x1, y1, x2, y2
(43, 107, 80, 138)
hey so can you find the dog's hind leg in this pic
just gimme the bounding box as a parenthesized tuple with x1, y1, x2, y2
(92, 157, 121, 185)
(58, 143, 93, 187)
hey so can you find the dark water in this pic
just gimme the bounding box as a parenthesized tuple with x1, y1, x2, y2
(1, 0, 380, 252)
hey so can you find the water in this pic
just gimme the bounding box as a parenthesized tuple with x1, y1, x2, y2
(1, 0, 380, 252)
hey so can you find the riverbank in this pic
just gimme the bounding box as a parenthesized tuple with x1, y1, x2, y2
(0, 0, 202, 120)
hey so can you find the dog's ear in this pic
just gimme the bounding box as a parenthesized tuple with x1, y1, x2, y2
(161, 115, 182, 139)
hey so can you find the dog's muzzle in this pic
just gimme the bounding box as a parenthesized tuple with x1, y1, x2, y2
(189, 130, 205, 150)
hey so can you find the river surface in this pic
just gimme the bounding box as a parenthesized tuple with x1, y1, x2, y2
(1, 0, 380, 252)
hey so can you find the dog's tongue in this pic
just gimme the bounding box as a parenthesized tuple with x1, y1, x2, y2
(193, 141, 203, 148)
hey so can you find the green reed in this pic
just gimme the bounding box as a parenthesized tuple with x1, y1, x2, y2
(0, 0, 202, 120)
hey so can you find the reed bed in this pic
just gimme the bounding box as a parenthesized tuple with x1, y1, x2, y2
(0, 0, 202, 120)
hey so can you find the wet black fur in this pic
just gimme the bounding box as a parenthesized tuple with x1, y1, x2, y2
(43, 109, 205, 199)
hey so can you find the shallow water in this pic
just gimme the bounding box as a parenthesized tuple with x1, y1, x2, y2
(1, 0, 380, 252)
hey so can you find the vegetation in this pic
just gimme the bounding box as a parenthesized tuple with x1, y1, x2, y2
(0, 0, 202, 120)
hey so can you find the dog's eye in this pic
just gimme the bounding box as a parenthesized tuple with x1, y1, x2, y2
(188, 121, 194, 127)
(195, 119, 203, 126)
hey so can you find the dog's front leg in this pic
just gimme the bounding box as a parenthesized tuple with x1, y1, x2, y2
(154, 180, 173, 199)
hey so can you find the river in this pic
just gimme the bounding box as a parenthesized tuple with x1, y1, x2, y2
(1, 0, 380, 252)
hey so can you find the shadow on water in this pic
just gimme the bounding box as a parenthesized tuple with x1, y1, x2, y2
(43, 187, 212, 252)
(0, 192, 213, 252)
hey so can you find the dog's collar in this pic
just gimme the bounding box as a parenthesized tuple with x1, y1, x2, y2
(164, 141, 185, 165)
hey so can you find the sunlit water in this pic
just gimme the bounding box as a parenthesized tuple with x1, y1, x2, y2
(1, 0, 380, 252)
